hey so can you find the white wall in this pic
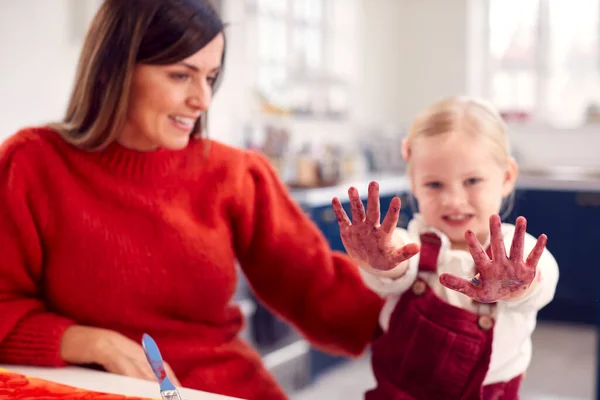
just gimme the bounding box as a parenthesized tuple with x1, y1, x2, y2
(509, 125, 600, 169)
(0, 0, 81, 138)
(0, 0, 598, 168)
(0, 0, 246, 145)
(357, 0, 470, 127)
(358, 0, 600, 168)
(0, 0, 362, 148)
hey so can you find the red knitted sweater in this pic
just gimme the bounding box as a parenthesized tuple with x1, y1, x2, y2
(0, 127, 383, 400)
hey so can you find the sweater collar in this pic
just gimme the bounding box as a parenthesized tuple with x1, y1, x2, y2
(47, 129, 206, 181)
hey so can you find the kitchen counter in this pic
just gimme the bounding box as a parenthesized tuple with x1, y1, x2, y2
(289, 168, 600, 207)
(289, 174, 410, 207)
(0, 365, 240, 399)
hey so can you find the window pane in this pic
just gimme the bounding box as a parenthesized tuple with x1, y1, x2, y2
(488, 0, 540, 115)
(292, 25, 322, 71)
(489, 0, 539, 67)
(258, 64, 287, 100)
(545, 0, 600, 127)
(258, 16, 287, 63)
(491, 70, 536, 111)
(258, 0, 287, 16)
(293, 0, 322, 23)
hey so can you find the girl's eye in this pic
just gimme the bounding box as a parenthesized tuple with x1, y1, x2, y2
(465, 177, 482, 186)
(425, 181, 442, 189)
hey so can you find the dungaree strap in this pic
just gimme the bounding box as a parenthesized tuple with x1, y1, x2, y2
(417, 232, 493, 272)
(417, 232, 442, 272)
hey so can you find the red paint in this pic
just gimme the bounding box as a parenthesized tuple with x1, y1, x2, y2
(0, 370, 152, 399)
(439, 214, 547, 303)
(333, 182, 419, 272)
(152, 362, 167, 381)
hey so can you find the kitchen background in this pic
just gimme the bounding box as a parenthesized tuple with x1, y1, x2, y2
(1, 0, 599, 399)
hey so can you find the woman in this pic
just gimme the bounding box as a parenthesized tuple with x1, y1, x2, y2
(0, 1, 415, 399)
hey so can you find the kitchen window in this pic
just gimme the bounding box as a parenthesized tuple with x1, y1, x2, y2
(487, 0, 600, 127)
(250, 0, 358, 118)
(256, 0, 326, 108)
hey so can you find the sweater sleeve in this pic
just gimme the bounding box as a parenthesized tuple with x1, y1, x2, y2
(231, 151, 384, 356)
(0, 137, 75, 366)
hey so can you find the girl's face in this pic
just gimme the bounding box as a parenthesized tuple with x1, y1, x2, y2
(409, 131, 518, 250)
(118, 33, 224, 151)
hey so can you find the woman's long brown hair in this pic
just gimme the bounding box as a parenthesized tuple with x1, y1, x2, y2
(49, 0, 225, 150)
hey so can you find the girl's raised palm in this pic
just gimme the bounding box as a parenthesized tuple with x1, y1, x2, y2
(332, 182, 420, 274)
(439, 214, 547, 303)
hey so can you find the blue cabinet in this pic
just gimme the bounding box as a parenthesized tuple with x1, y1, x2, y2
(506, 189, 598, 325)
(305, 202, 351, 379)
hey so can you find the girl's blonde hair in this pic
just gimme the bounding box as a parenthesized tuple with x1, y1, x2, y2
(403, 96, 516, 218)
(403, 96, 511, 167)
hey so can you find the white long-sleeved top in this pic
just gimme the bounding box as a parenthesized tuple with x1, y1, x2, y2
(360, 214, 559, 385)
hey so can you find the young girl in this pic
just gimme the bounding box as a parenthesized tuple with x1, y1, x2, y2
(332, 96, 559, 399)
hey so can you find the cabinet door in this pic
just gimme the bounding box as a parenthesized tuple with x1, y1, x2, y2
(576, 191, 600, 400)
(573, 192, 600, 323)
(508, 189, 597, 324)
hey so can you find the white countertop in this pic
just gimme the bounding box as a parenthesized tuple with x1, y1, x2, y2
(0, 365, 241, 399)
(289, 173, 600, 207)
(289, 174, 410, 207)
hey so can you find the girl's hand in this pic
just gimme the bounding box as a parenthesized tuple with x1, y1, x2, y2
(439, 214, 547, 303)
(332, 181, 419, 275)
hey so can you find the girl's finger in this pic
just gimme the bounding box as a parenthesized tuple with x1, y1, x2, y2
(380, 196, 401, 235)
(489, 214, 507, 262)
(348, 187, 365, 224)
(509, 216, 526, 262)
(525, 234, 547, 269)
(364, 181, 381, 226)
(389, 243, 420, 266)
(332, 197, 351, 228)
(466, 230, 490, 269)
(439, 273, 480, 299)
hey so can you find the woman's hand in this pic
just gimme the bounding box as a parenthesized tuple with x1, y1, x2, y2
(60, 325, 181, 386)
(439, 214, 547, 303)
(332, 181, 419, 276)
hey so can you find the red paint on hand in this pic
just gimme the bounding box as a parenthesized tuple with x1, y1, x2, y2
(439, 215, 547, 303)
(332, 181, 419, 273)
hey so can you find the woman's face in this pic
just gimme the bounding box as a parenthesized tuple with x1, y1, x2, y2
(118, 33, 224, 151)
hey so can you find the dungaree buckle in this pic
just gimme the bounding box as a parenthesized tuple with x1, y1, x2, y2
(412, 280, 427, 295)
(478, 315, 494, 331)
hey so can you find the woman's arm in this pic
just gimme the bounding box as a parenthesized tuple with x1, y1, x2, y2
(0, 138, 75, 366)
(231, 151, 384, 356)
